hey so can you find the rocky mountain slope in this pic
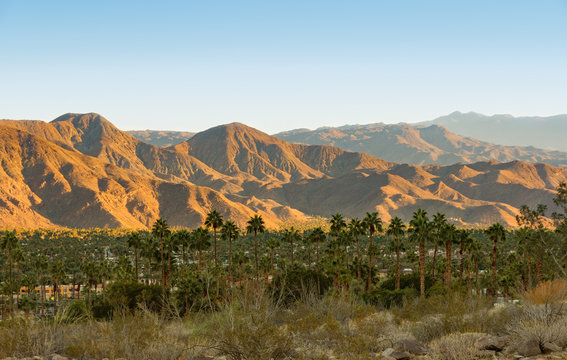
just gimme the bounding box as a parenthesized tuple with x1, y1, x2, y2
(274, 123, 567, 167)
(0, 113, 565, 228)
(126, 129, 195, 147)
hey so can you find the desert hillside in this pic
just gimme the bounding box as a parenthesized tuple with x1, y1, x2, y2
(0, 113, 565, 228)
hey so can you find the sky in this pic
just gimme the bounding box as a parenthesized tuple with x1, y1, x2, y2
(1, 0, 566, 133)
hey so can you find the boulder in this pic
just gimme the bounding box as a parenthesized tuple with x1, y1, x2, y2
(390, 351, 411, 360)
(515, 339, 541, 357)
(396, 338, 428, 355)
(542, 342, 562, 353)
(475, 335, 508, 351)
(382, 348, 395, 357)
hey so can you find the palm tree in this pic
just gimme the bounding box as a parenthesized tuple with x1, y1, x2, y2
(127, 231, 142, 281)
(458, 229, 472, 285)
(191, 227, 211, 277)
(386, 217, 406, 290)
(221, 220, 239, 283)
(34, 254, 48, 316)
(81, 260, 97, 308)
(246, 214, 266, 281)
(408, 208, 431, 297)
(174, 229, 192, 268)
(348, 218, 364, 280)
(1, 231, 19, 315)
(441, 223, 457, 289)
(431, 212, 447, 278)
(309, 227, 326, 295)
(50, 260, 66, 314)
(363, 212, 383, 291)
(330, 213, 346, 238)
(12, 247, 24, 311)
(281, 227, 301, 269)
(151, 217, 171, 304)
(265, 236, 280, 279)
(204, 209, 223, 268)
(485, 223, 506, 297)
(466, 238, 482, 294)
(233, 250, 249, 283)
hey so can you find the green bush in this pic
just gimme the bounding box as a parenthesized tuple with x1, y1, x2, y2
(270, 268, 332, 306)
(362, 288, 418, 308)
(63, 299, 89, 322)
(105, 281, 162, 314)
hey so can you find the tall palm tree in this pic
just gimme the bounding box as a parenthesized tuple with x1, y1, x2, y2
(81, 260, 97, 308)
(408, 208, 431, 297)
(348, 218, 364, 280)
(151, 217, 171, 304)
(466, 238, 482, 294)
(191, 227, 211, 277)
(12, 247, 24, 311)
(441, 223, 457, 289)
(233, 250, 249, 283)
(330, 213, 346, 238)
(386, 217, 406, 290)
(50, 260, 66, 314)
(127, 231, 142, 281)
(282, 227, 301, 269)
(34, 254, 48, 316)
(310, 227, 326, 295)
(1, 231, 19, 315)
(431, 212, 447, 278)
(221, 220, 239, 283)
(174, 229, 192, 268)
(246, 214, 266, 281)
(363, 212, 383, 291)
(485, 223, 506, 297)
(204, 209, 223, 268)
(458, 229, 472, 285)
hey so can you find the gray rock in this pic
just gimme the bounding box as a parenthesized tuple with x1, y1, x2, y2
(476, 335, 508, 351)
(396, 338, 428, 355)
(542, 342, 562, 353)
(382, 348, 395, 357)
(50, 355, 69, 360)
(391, 351, 411, 360)
(515, 339, 542, 357)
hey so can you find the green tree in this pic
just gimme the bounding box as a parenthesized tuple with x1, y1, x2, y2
(282, 227, 301, 269)
(1, 231, 19, 315)
(485, 223, 506, 297)
(246, 214, 266, 281)
(386, 217, 406, 290)
(191, 227, 211, 277)
(408, 208, 430, 297)
(221, 220, 239, 283)
(363, 212, 383, 291)
(265, 236, 280, 279)
(50, 260, 66, 314)
(310, 227, 326, 295)
(348, 217, 364, 280)
(204, 209, 223, 268)
(151, 217, 171, 309)
(127, 231, 142, 281)
(431, 212, 447, 278)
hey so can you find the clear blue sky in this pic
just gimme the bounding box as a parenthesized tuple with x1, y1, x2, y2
(1, 0, 566, 133)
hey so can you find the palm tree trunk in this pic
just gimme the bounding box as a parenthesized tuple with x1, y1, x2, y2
(356, 237, 361, 281)
(213, 228, 217, 267)
(307, 242, 312, 269)
(134, 248, 139, 282)
(445, 241, 452, 289)
(270, 247, 275, 279)
(459, 241, 464, 285)
(432, 244, 438, 278)
(8, 250, 13, 315)
(228, 237, 233, 284)
(395, 239, 401, 290)
(475, 258, 479, 294)
(254, 232, 259, 281)
(316, 242, 321, 296)
(290, 239, 294, 269)
(366, 233, 374, 291)
(197, 250, 202, 276)
(491, 240, 497, 297)
(419, 242, 425, 297)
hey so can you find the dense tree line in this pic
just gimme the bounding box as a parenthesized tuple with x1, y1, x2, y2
(1, 183, 567, 318)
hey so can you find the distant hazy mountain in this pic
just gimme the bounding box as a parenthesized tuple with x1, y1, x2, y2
(274, 123, 567, 167)
(127, 129, 194, 147)
(419, 111, 567, 151)
(0, 113, 566, 228)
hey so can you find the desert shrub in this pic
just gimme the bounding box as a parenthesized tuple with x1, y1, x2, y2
(362, 288, 418, 308)
(62, 299, 89, 322)
(507, 304, 567, 351)
(379, 273, 434, 292)
(199, 288, 293, 360)
(105, 280, 162, 314)
(270, 268, 332, 306)
(0, 319, 65, 357)
(430, 332, 485, 360)
(524, 279, 567, 305)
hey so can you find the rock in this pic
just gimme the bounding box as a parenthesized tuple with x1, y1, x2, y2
(515, 339, 542, 357)
(50, 355, 69, 360)
(390, 351, 411, 360)
(542, 342, 562, 353)
(382, 348, 395, 357)
(396, 338, 428, 355)
(476, 335, 508, 351)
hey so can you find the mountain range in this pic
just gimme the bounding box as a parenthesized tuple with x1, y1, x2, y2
(0, 113, 566, 229)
